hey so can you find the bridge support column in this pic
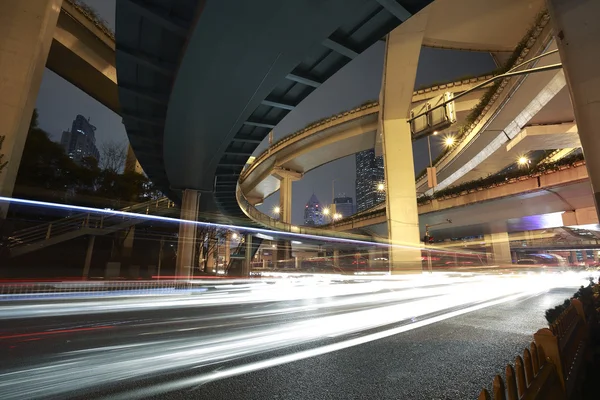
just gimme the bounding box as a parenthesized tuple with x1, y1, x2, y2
(333, 249, 340, 269)
(484, 228, 512, 266)
(176, 189, 199, 279)
(243, 234, 252, 277)
(273, 168, 301, 262)
(224, 233, 231, 270)
(0, 0, 62, 217)
(547, 0, 600, 220)
(380, 9, 431, 274)
(82, 235, 95, 279)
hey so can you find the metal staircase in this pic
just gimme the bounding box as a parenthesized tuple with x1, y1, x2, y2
(225, 235, 263, 275)
(7, 197, 178, 257)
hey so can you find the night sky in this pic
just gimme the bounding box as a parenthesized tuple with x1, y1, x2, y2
(35, 1, 496, 225)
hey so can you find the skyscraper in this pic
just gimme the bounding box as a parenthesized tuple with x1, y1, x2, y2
(303, 193, 323, 226)
(355, 149, 385, 212)
(60, 115, 100, 165)
(333, 196, 353, 219)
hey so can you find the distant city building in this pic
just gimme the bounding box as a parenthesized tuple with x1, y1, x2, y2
(303, 193, 323, 226)
(333, 196, 353, 219)
(60, 115, 100, 165)
(355, 149, 385, 212)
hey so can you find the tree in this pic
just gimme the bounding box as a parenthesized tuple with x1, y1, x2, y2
(100, 140, 127, 173)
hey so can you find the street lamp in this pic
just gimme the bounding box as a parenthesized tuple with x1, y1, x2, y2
(377, 182, 385, 192)
(273, 206, 281, 217)
(333, 213, 342, 221)
(444, 136, 455, 147)
(231, 232, 238, 240)
(323, 207, 330, 216)
(518, 156, 529, 166)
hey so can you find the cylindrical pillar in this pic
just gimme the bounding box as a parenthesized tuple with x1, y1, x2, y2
(547, 0, 600, 218)
(243, 234, 252, 277)
(176, 189, 199, 278)
(0, 0, 62, 217)
(279, 176, 293, 225)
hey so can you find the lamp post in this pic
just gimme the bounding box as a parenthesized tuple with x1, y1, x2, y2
(426, 133, 455, 192)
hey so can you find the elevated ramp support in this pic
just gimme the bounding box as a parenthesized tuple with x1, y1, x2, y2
(380, 7, 432, 274)
(548, 0, 600, 220)
(175, 189, 199, 279)
(0, 0, 62, 217)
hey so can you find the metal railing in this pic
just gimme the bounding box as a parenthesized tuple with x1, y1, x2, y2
(0, 280, 192, 298)
(7, 197, 175, 251)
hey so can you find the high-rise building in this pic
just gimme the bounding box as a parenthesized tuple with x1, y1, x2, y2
(303, 193, 323, 226)
(333, 196, 353, 219)
(355, 149, 385, 212)
(60, 115, 100, 165)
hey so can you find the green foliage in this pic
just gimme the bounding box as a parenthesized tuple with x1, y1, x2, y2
(14, 109, 157, 207)
(417, 152, 584, 205)
(545, 298, 572, 325)
(545, 280, 597, 324)
(65, 0, 114, 39)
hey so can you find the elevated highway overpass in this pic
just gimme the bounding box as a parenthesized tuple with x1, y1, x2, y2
(328, 161, 596, 241)
(239, 75, 491, 206)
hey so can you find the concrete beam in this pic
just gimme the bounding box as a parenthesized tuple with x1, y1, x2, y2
(286, 73, 321, 88)
(261, 99, 295, 110)
(322, 38, 358, 59)
(48, 6, 118, 114)
(272, 167, 303, 181)
(562, 207, 599, 227)
(243, 120, 276, 129)
(376, 0, 412, 21)
(506, 123, 579, 152)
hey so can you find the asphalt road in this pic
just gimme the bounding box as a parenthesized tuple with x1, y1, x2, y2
(0, 272, 585, 399)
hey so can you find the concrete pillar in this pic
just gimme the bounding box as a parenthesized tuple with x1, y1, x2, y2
(122, 226, 135, 258)
(224, 233, 231, 267)
(380, 8, 431, 274)
(0, 0, 62, 216)
(273, 168, 302, 225)
(82, 235, 95, 278)
(243, 234, 252, 277)
(570, 251, 578, 265)
(157, 236, 164, 278)
(176, 189, 199, 278)
(368, 248, 378, 269)
(333, 249, 340, 268)
(484, 231, 512, 266)
(547, 0, 600, 219)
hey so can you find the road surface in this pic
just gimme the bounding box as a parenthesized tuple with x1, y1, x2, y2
(0, 272, 586, 399)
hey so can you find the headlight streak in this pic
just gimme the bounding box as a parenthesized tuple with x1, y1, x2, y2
(0, 272, 589, 400)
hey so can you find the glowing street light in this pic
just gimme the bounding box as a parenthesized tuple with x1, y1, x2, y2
(433, 131, 439, 135)
(444, 136, 455, 147)
(231, 232, 238, 239)
(518, 156, 529, 166)
(377, 182, 385, 191)
(273, 206, 281, 215)
(333, 213, 342, 221)
(322, 207, 330, 216)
